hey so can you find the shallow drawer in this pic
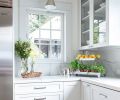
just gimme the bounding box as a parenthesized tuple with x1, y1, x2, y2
(15, 92, 63, 100)
(15, 82, 63, 95)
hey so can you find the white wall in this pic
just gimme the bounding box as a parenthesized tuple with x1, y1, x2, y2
(14, 0, 79, 76)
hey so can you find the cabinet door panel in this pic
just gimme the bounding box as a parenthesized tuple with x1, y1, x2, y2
(64, 81, 80, 100)
(93, 0, 106, 45)
(81, 0, 91, 47)
(81, 82, 91, 100)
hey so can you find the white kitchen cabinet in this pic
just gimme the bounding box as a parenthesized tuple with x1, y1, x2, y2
(15, 82, 63, 100)
(91, 85, 120, 100)
(81, 81, 120, 100)
(64, 81, 80, 100)
(79, 0, 120, 50)
(16, 93, 63, 100)
(81, 82, 92, 100)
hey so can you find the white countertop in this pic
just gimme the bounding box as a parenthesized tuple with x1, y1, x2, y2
(14, 76, 81, 83)
(14, 76, 120, 92)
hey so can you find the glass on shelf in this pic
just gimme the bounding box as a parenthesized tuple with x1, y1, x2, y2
(93, 0, 106, 44)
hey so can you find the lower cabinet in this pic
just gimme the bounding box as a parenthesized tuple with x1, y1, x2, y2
(16, 93, 63, 100)
(81, 81, 120, 100)
(64, 81, 80, 100)
(15, 81, 81, 100)
(81, 82, 91, 100)
(91, 85, 120, 100)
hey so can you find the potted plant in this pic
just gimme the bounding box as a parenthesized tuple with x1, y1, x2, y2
(15, 40, 31, 75)
(69, 60, 80, 71)
(90, 63, 106, 76)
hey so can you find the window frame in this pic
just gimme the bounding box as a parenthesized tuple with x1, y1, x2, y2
(26, 9, 65, 63)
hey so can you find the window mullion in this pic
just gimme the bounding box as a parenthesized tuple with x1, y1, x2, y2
(39, 14, 41, 55)
(49, 16, 52, 59)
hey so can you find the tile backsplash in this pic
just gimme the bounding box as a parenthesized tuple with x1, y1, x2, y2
(95, 47, 120, 78)
(15, 57, 69, 77)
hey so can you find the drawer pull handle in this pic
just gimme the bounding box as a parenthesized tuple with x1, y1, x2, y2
(34, 87, 46, 90)
(87, 84, 90, 87)
(34, 98, 46, 100)
(99, 93, 108, 98)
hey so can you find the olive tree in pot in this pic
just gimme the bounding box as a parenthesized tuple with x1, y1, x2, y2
(15, 40, 31, 75)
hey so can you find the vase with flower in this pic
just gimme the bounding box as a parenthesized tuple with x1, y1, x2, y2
(15, 40, 31, 76)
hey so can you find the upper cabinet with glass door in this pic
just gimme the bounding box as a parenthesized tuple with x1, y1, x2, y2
(81, 0, 90, 48)
(80, 0, 120, 50)
(93, 0, 106, 45)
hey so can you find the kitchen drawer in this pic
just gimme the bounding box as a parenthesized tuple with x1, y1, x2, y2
(91, 85, 120, 100)
(15, 82, 63, 95)
(15, 93, 63, 100)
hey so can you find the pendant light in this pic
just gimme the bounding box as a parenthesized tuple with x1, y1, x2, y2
(45, 0, 56, 10)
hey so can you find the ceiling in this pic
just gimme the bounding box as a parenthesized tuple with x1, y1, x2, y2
(0, 0, 12, 8)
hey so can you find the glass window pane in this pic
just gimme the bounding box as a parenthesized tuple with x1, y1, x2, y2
(40, 30, 50, 39)
(51, 16, 62, 30)
(29, 29, 39, 43)
(28, 14, 40, 33)
(36, 44, 40, 48)
(40, 45, 50, 58)
(51, 45, 61, 59)
(51, 31, 61, 40)
(40, 15, 51, 29)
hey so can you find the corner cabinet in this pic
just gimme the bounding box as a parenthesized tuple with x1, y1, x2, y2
(81, 81, 120, 100)
(79, 0, 120, 50)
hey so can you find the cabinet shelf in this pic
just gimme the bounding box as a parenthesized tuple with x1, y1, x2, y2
(95, 6, 105, 19)
(82, 1, 89, 7)
(82, 15, 89, 21)
(82, 29, 89, 34)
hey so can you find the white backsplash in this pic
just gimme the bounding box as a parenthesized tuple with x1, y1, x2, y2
(94, 47, 120, 78)
(15, 58, 69, 77)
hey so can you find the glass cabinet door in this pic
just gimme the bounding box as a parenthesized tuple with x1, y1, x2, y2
(93, 0, 106, 44)
(81, 0, 90, 47)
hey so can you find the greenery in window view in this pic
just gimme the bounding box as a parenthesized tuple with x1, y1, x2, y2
(29, 14, 52, 33)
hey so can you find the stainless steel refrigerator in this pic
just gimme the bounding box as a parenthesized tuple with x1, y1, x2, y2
(0, 0, 13, 100)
